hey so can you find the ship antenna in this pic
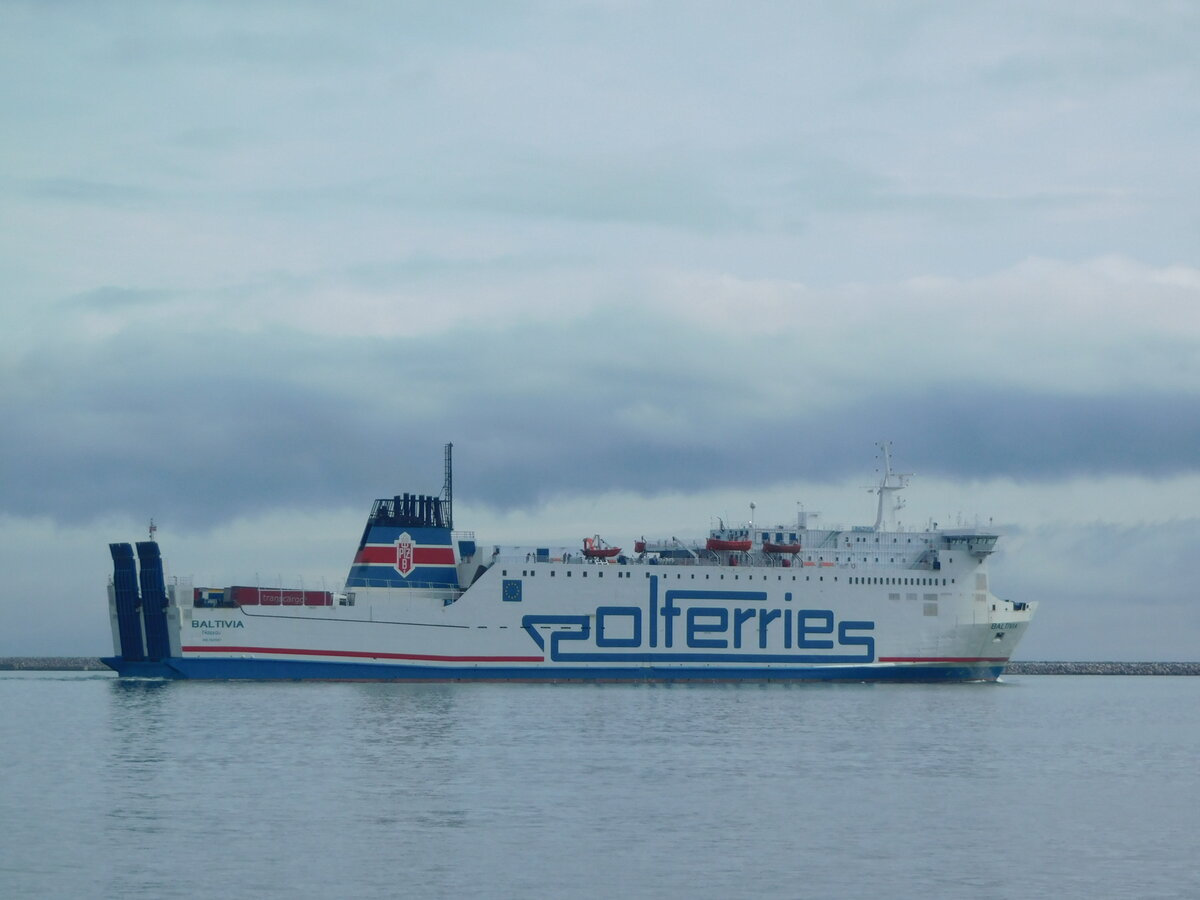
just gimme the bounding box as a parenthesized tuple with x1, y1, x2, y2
(442, 442, 454, 530)
(871, 441, 912, 531)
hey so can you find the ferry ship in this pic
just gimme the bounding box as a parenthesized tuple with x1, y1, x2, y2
(102, 444, 1034, 681)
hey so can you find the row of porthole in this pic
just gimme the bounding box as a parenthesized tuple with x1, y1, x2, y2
(850, 536, 931, 544)
(851, 576, 952, 586)
(503, 569, 956, 587)
(809, 556, 955, 566)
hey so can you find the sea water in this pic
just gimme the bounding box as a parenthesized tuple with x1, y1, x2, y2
(1, 673, 1197, 900)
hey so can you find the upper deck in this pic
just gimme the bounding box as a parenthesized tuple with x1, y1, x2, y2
(494, 524, 997, 576)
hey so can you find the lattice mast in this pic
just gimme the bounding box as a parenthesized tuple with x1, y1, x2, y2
(442, 442, 454, 530)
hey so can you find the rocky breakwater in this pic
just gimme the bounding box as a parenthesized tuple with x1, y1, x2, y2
(0, 657, 107, 671)
(1005, 661, 1200, 675)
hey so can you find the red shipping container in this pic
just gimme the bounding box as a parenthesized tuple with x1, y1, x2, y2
(229, 586, 259, 606)
(228, 585, 330, 606)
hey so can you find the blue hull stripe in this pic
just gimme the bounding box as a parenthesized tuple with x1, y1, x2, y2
(102, 656, 1005, 682)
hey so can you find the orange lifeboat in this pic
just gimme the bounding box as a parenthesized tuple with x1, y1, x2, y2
(582, 536, 622, 559)
(763, 542, 801, 554)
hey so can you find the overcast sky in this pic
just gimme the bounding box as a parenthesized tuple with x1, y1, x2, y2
(2, 1, 1198, 660)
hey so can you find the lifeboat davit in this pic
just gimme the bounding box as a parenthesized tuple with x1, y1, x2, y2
(705, 537, 752, 552)
(763, 542, 802, 554)
(582, 536, 622, 559)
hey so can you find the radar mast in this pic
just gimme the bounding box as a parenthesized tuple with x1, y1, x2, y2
(871, 441, 912, 531)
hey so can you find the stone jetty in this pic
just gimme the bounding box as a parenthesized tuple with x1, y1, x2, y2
(0, 657, 110, 671)
(1003, 661, 1200, 675)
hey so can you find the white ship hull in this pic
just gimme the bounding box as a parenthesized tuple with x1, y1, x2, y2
(105, 549, 1032, 682)
(103, 446, 1035, 682)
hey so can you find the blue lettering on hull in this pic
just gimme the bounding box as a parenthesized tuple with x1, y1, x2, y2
(521, 577, 876, 664)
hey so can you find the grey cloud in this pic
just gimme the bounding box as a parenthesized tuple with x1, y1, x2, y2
(4, 321, 1198, 529)
(64, 286, 175, 309)
(251, 154, 750, 233)
(25, 178, 158, 208)
(994, 517, 1200, 660)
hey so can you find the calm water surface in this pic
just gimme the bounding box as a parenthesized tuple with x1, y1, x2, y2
(1, 673, 1197, 899)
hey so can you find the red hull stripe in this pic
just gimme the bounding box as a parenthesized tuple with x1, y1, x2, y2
(183, 645, 543, 663)
(354, 546, 456, 565)
(878, 656, 1009, 663)
(181, 647, 1003, 665)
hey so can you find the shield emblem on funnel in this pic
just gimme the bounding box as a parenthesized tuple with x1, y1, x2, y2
(395, 532, 415, 577)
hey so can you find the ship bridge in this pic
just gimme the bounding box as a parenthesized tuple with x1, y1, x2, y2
(941, 532, 998, 558)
